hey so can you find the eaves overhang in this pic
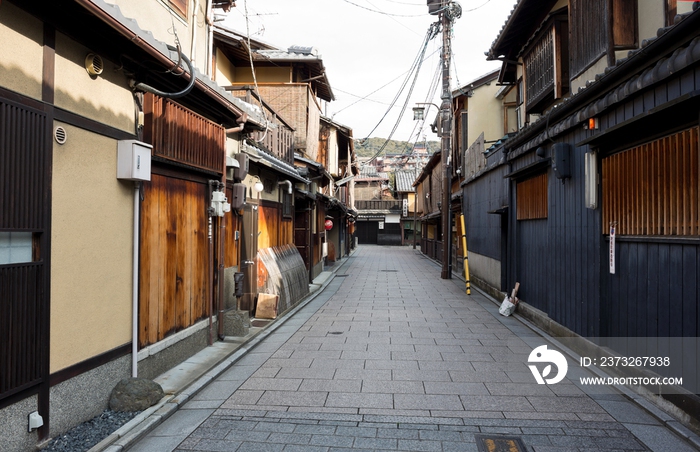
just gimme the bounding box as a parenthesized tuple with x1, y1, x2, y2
(505, 8, 700, 159)
(16, 0, 267, 129)
(243, 143, 310, 184)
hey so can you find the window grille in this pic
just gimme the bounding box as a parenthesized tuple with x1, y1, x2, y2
(602, 127, 699, 236)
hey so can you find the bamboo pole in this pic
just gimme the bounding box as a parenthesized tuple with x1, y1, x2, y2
(460, 214, 470, 295)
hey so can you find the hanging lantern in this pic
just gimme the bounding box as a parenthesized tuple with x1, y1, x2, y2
(324, 219, 333, 230)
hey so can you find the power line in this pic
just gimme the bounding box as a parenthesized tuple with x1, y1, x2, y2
(362, 21, 440, 166)
(339, 0, 426, 17)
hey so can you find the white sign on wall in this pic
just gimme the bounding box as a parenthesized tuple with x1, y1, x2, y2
(609, 223, 616, 274)
(402, 199, 408, 217)
(378, 221, 384, 230)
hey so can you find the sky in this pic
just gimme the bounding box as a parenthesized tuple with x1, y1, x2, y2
(223, 0, 516, 143)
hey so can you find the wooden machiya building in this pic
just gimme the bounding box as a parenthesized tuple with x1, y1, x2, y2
(0, 0, 259, 449)
(468, 0, 700, 418)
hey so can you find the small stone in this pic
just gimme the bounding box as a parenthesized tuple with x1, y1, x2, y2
(109, 378, 164, 412)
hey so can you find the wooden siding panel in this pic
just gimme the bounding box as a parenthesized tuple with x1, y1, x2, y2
(0, 264, 42, 398)
(516, 173, 548, 220)
(603, 127, 700, 236)
(0, 100, 47, 229)
(570, 0, 607, 77)
(143, 93, 225, 174)
(463, 165, 508, 260)
(139, 175, 209, 347)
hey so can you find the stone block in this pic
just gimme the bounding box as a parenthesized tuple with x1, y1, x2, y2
(223, 309, 250, 337)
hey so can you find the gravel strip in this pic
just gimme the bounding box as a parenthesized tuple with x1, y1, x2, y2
(42, 410, 140, 452)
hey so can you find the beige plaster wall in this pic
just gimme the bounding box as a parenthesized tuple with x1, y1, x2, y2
(104, 0, 209, 73)
(216, 48, 235, 85)
(54, 33, 134, 133)
(50, 124, 133, 372)
(469, 251, 501, 291)
(468, 82, 503, 143)
(638, 1, 665, 47)
(0, 2, 43, 100)
(571, 55, 608, 94)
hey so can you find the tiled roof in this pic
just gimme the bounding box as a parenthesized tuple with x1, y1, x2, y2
(394, 170, 417, 193)
(506, 8, 700, 157)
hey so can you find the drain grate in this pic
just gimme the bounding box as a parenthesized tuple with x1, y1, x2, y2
(336, 274, 349, 277)
(327, 331, 344, 335)
(474, 435, 527, 452)
(380, 270, 398, 272)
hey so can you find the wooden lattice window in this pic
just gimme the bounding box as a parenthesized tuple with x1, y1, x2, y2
(282, 191, 293, 219)
(602, 127, 700, 236)
(523, 17, 568, 115)
(517, 173, 548, 220)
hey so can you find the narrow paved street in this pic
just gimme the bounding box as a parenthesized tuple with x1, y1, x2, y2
(129, 246, 697, 452)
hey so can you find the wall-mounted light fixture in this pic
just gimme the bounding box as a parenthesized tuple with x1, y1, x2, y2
(253, 176, 264, 193)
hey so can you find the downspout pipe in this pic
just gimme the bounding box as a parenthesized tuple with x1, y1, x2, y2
(226, 113, 248, 135)
(132, 182, 141, 377)
(207, 181, 216, 346)
(217, 115, 248, 339)
(278, 180, 293, 194)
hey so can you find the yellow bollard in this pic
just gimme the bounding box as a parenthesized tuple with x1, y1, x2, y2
(460, 214, 471, 295)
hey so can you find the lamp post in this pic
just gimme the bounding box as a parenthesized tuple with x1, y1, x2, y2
(425, 1, 461, 279)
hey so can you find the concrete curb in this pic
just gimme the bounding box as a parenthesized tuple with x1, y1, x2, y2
(90, 250, 357, 452)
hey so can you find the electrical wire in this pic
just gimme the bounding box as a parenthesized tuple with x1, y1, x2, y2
(243, 0, 269, 141)
(361, 22, 440, 166)
(463, 0, 492, 13)
(361, 22, 439, 142)
(339, 0, 426, 17)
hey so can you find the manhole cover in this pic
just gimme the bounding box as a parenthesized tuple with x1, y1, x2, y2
(474, 435, 527, 452)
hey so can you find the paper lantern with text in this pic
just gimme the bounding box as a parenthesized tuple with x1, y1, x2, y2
(324, 219, 333, 230)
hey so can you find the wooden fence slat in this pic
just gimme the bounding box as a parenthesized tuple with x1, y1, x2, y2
(602, 126, 699, 236)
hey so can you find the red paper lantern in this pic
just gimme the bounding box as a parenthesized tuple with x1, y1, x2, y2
(324, 219, 333, 230)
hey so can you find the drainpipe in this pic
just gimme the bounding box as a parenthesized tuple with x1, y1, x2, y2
(205, 0, 214, 77)
(131, 182, 141, 377)
(190, 0, 200, 68)
(207, 181, 216, 346)
(226, 113, 248, 135)
(219, 117, 247, 338)
(278, 180, 292, 194)
(218, 191, 226, 340)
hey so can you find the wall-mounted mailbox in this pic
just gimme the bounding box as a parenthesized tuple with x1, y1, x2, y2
(117, 140, 152, 181)
(552, 143, 571, 181)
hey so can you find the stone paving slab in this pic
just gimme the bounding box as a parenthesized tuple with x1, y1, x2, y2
(128, 246, 699, 452)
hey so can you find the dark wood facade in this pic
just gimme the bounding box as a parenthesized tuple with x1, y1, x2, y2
(0, 89, 51, 438)
(474, 6, 700, 345)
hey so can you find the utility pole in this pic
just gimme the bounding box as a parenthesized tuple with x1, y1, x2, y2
(428, 0, 461, 279)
